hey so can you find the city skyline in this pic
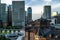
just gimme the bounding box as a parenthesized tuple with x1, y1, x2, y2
(12, 1, 25, 27)
(1, 0, 60, 20)
(1, 0, 60, 14)
(0, 0, 60, 40)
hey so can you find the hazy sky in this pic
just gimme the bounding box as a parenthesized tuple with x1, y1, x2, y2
(1, 0, 60, 20)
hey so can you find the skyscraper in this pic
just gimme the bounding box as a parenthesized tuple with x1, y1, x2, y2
(12, 0, 25, 27)
(0, 0, 1, 20)
(0, 0, 3, 28)
(25, 11, 27, 25)
(7, 5, 12, 26)
(0, 0, 1, 3)
(27, 7, 32, 21)
(43, 6, 51, 19)
(1, 3, 7, 26)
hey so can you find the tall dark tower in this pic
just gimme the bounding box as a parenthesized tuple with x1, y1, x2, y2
(8, 5, 12, 26)
(0, 0, 1, 20)
(12, 0, 25, 27)
(1, 3, 7, 27)
(27, 7, 32, 21)
(43, 6, 51, 19)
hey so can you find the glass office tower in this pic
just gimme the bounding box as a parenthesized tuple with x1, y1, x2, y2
(1, 3, 7, 26)
(12, 0, 25, 27)
(43, 6, 51, 19)
(27, 7, 32, 21)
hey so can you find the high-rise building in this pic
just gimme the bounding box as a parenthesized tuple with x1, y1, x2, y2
(7, 5, 12, 26)
(43, 6, 51, 19)
(25, 11, 27, 25)
(27, 7, 32, 21)
(12, 0, 25, 27)
(0, 0, 1, 20)
(57, 14, 60, 24)
(0, 0, 1, 3)
(25, 11, 29, 26)
(0, 0, 3, 28)
(1, 3, 7, 26)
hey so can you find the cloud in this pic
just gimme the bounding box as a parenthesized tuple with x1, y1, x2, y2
(42, 0, 52, 5)
(26, 0, 36, 5)
(25, 5, 30, 11)
(44, 0, 52, 2)
(12, 0, 24, 1)
(52, 3, 60, 9)
(51, 3, 60, 13)
(1, 0, 6, 3)
(1, 0, 12, 4)
(32, 5, 43, 14)
(31, 0, 37, 1)
(26, 0, 41, 6)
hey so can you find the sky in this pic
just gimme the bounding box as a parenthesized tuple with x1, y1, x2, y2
(1, 0, 60, 20)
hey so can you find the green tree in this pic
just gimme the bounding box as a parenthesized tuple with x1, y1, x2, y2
(0, 36, 11, 40)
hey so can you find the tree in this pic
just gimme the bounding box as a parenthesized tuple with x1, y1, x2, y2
(0, 36, 11, 40)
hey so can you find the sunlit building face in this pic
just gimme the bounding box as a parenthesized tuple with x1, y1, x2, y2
(52, 12, 58, 16)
